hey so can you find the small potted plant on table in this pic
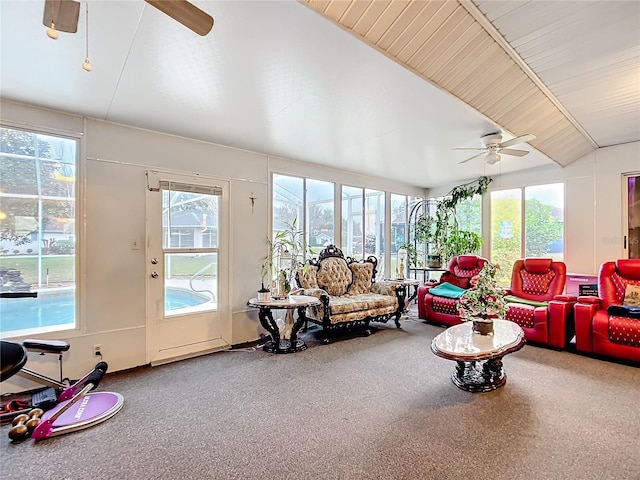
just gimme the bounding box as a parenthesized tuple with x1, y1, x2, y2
(457, 262, 509, 335)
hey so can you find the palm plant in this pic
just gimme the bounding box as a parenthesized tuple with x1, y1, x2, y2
(260, 218, 307, 294)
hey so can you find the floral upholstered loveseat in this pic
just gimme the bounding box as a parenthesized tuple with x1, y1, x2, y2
(294, 245, 405, 343)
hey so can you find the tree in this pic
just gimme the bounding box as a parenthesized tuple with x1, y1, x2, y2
(491, 196, 521, 285)
(307, 202, 334, 248)
(525, 199, 563, 256)
(1, 127, 76, 246)
(490, 196, 564, 284)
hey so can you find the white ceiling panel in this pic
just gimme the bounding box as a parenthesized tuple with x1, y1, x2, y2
(474, 0, 640, 148)
(1, 0, 638, 189)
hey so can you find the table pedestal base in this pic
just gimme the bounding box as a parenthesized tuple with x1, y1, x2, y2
(452, 358, 506, 392)
(263, 338, 307, 354)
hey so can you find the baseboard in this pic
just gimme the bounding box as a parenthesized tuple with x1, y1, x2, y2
(150, 340, 230, 367)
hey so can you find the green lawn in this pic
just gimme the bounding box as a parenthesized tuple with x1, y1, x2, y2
(0, 256, 74, 285)
(166, 254, 217, 277)
(0, 253, 218, 285)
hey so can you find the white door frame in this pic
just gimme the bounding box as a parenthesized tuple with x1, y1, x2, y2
(145, 170, 231, 366)
(622, 172, 640, 259)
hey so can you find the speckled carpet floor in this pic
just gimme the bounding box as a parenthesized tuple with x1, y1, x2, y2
(2, 310, 639, 480)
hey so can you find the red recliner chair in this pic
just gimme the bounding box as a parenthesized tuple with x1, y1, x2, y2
(417, 254, 488, 327)
(504, 258, 576, 348)
(573, 260, 640, 363)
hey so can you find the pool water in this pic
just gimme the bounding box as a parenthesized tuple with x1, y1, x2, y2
(0, 288, 210, 334)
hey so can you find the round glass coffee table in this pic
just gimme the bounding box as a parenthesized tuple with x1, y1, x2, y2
(247, 295, 320, 354)
(431, 320, 525, 392)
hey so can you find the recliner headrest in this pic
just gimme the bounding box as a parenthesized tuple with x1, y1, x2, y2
(523, 258, 552, 274)
(457, 255, 479, 270)
(615, 259, 640, 279)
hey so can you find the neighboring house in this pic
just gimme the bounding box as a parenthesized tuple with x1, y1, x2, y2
(162, 209, 218, 248)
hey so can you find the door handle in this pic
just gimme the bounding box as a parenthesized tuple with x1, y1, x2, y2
(151, 272, 159, 279)
(151, 258, 158, 264)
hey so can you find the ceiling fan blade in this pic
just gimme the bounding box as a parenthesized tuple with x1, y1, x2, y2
(458, 152, 485, 164)
(500, 133, 536, 148)
(499, 148, 530, 157)
(145, 0, 214, 36)
(42, 0, 80, 33)
(451, 147, 487, 151)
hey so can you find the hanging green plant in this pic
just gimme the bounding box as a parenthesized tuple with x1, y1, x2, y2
(411, 176, 491, 266)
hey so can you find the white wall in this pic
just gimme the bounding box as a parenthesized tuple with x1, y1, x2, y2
(3, 98, 637, 393)
(495, 142, 639, 273)
(429, 142, 640, 276)
(0, 100, 424, 393)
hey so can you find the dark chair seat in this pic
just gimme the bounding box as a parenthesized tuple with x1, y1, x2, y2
(0, 341, 28, 382)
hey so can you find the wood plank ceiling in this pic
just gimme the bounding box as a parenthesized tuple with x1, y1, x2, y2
(302, 0, 637, 167)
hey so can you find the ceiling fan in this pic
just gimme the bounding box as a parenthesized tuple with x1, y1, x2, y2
(454, 132, 536, 165)
(42, 0, 214, 37)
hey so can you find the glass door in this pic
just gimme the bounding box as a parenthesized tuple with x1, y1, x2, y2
(146, 171, 230, 365)
(625, 173, 640, 259)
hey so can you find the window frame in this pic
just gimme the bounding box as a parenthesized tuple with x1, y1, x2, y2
(488, 182, 565, 284)
(0, 123, 84, 338)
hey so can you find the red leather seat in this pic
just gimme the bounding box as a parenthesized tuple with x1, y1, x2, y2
(574, 260, 640, 363)
(417, 255, 487, 327)
(504, 258, 576, 348)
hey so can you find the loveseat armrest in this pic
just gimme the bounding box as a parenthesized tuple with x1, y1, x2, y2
(371, 281, 403, 297)
(371, 281, 405, 317)
(294, 288, 329, 303)
(293, 288, 330, 324)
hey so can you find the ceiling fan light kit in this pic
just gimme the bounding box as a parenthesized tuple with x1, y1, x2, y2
(42, 0, 214, 71)
(486, 150, 501, 165)
(42, 0, 80, 34)
(46, 24, 59, 40)
(453, 132, 537, 165)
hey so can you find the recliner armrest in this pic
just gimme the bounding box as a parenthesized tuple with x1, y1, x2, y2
(554, 294, 577, 302)
(577, 295, 600, 304)
(574, 299, 601, 353)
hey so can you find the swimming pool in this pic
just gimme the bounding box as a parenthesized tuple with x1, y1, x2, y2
(0, 288, 211, 334)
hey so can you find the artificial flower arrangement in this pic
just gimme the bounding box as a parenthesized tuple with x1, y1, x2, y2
(457, 261, 509, 321)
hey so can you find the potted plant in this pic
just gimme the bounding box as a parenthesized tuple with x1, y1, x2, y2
(411, 176, 490, 267)
(260, 218, 307, 299)
(457, 262, 509, 335)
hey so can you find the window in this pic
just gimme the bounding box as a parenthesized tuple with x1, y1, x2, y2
(342, 186, 385, 274)
(273, 174, 303, 240)
(0, 126, 78, 335)
(365, 188, 385, 260)
(391, 195, 423, 278)
(525, 184, 564, 259)
(341, 185, 363, 259)
(306, 179, 334, 255)
(456, 194, 482, 242)
(272, 173, 335, 264)
(490, 189, 521, 284)
(391, 194, 408, 278)
(273, 174, 417, 281)
(162, 184, 220, 316)
(490, 183, 564, 284)
(627, 174, 640, 258)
